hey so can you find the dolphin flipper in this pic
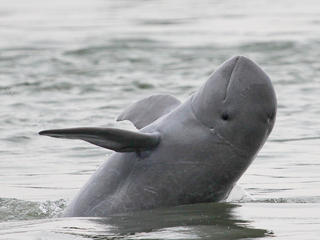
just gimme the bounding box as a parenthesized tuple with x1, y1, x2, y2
(39, 127, 160, 152)
(117, 94, 181, 129)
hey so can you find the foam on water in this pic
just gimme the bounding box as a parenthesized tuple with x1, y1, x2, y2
(0, 198, 66, 221)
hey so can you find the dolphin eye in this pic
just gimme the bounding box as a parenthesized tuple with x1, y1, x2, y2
(221, 112, 229, 121)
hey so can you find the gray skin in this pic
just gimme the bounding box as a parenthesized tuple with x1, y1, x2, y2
(40, 56, 277, 217)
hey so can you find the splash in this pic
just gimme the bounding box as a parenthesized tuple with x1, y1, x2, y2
(0, 198, 66, 222)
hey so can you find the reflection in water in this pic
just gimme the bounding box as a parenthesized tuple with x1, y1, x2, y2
(0, 202, 268, 239)
(83, 203, 267, 239)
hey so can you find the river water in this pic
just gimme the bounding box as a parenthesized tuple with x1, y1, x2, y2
(1, 0, 320, 239)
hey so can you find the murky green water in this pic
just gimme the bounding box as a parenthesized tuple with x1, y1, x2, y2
(1, 0, 320, 239)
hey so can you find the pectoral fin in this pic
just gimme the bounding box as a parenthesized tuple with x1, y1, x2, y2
(39, 127, 160, 152)
(117, 94, 181, 129)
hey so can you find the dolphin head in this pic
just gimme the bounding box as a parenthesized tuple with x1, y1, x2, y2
(191, 56, 277, 157)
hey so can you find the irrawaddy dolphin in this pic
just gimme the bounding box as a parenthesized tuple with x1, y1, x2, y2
(39, 56, 277, 217)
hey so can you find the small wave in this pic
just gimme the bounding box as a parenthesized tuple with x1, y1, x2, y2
(226, 186, 320, 204)
(137, 18, 191, 26)
(226, 185, 255, 202)
(270, 136, 320, 142)
(228, 195, 320, 204)
(64, 46, 110, 56)
(64, 38, 163, 56)
(0, 198, 66, 222)
(132, 81, 155, 89)
(250, 196, 320, 204)
(238, 40, 296, 52)
(4, 135, 30, 143)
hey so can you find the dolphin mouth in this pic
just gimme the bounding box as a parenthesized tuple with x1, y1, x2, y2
(208, 128, 249, 158)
